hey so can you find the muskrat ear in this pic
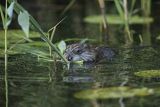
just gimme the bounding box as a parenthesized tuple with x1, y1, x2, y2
(82, 44, 91, 49)
(83, 44, 88, 47)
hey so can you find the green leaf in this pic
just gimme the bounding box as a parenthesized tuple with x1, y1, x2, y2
(57, 40, 66, 54)
(18, 11, 30, 38)
(84, 15, 153, 24)
(0, 30, 40, 48)
(156, 35, 160, 40)
(72, 60, 84, 64)
(129, 0, 136, 16)
(0, 5, 5, 27)
(114, 0, 124, 19)
(7, 2, 15, 18)
(6, 2, 15, 27)
(8, 0, 68, 63)
(134, 70, 160, 78)
(74, 86, 154, 100)
(80, 38, 88, 44)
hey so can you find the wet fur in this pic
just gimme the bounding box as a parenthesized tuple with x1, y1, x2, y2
(64, 43, 115, 62)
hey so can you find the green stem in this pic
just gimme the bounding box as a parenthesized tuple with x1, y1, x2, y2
(123, 0, 132, 44)
(4, 29, 8, 107)
(4, 0, 8, 107)
(47, 34, 52, 57)
(98, 0, 109, 43)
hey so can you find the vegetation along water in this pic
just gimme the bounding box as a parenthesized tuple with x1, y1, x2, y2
(0, 0, 160, 107)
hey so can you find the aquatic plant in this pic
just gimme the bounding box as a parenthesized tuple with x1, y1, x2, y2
(83, 0, 152, 46)
(97, 0, 109, 43)
(114, 0, 134, 44)
(141, 0, 151, 17)
(46, 17, 66, 57)
(0, 1, 68, 106)
(74, 86, 154, 100)
(84, 15, 153, 24)
(134, 70, 160, 78)
(7, 0, 68, 63)
(0, 0, 14, 106)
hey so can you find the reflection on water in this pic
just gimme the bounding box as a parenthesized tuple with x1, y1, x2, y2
(1, 0, 160, 107)
(1, 46, 160, 107)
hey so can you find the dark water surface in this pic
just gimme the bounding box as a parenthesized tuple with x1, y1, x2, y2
(1, 46, 160, 107)
(1, 0, 160, 107)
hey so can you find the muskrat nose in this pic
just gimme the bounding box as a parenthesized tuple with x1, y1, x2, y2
(67, 56, 73, 61)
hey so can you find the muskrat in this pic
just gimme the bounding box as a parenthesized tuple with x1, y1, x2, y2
(64, 43, 115, 62)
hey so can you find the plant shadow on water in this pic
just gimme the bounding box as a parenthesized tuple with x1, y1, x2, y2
(1, 0, 160, 107)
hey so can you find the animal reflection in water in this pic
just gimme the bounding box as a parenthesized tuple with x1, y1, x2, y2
(63, 43, 115, 83)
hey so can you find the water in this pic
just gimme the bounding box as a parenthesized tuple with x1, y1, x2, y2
(1, 0, 160, 107)
(1, 46, 160, 107)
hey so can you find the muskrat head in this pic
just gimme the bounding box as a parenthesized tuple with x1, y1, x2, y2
(64, 43, 96, 62)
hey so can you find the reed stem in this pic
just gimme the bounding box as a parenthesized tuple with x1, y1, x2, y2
(123, 0, 132, 44)
(98, 0, 109, 43)
(4, 28, 8, 107)
(4, 0, 8, 106)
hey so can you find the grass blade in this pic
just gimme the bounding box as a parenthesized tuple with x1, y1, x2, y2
(0, 5, 5, 28)
(129, 0, 136, 16)
(61, 0, 76, 15)
(114, 0, 124, 19)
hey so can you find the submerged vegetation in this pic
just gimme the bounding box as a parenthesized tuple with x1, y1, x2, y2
(84, 15, 153, 24)
(134, 70, 160, 78)
(74, 86, 154, 99)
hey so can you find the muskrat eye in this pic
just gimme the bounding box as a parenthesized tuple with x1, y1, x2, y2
(75, 49, 82, 54)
